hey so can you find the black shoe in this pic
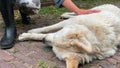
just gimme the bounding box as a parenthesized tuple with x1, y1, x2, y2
(0, 27, 17, 49)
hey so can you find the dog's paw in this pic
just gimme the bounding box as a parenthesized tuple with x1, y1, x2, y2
(18, 33, 30, 41)
(61, 12, 76, 18)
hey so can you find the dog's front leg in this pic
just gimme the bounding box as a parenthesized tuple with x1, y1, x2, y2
(65, 57, 79, 68)
(18, 33, 55, 44)
(27, 22, 63, 33)
(18, 33, 47, 41)
(27, 19, 72, 33)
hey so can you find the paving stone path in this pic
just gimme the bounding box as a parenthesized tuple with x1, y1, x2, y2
(0, 12, 120, 68)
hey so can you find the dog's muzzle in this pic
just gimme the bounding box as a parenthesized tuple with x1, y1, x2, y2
(16, 0, 41, 14)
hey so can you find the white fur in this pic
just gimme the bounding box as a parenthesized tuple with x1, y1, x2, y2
(19, 4, 120, 68)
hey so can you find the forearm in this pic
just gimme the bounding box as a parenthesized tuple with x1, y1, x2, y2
(62, 0, 100, 15)
(62, 0, 80, 14)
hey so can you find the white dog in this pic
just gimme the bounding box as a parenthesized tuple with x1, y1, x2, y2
(18, 4, 120, 68)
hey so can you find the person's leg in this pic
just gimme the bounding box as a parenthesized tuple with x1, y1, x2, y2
(0, 0, 16, 49)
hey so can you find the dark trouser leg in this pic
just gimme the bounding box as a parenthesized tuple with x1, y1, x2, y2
(0, 0, 16, 49)
(19, 9, 31, 24)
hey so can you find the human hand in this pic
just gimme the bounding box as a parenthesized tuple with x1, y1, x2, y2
(76, 9, 101, 15)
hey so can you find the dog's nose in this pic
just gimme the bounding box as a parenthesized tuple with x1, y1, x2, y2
(21, 2, 28, 7)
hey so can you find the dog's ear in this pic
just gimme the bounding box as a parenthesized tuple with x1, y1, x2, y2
(70, 37, 92, 53)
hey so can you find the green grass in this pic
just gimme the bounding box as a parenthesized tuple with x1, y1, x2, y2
(37, 61, 48, 68)
(39, 5, 67, 19)
(74, 0, 120, 8)
(37, 61, 58, 68)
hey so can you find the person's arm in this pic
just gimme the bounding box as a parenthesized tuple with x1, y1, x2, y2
(62, 0, 100, 15)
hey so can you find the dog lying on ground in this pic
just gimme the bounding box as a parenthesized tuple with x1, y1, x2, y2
(18, 4, 120, 68)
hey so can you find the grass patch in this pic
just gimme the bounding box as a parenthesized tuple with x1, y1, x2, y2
(39, 5, 67, 19)
(74, 0, 120, 8)
(36, 61, 58, 68)
(38, 61, 48, 68)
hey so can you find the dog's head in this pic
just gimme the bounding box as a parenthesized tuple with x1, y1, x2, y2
(66, 30, 93, 54)
(60, 25, 93, 54)
(16, 0, 41, 14)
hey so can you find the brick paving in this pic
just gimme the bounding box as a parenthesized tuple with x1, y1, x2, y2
(0, 13, 120, 68)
